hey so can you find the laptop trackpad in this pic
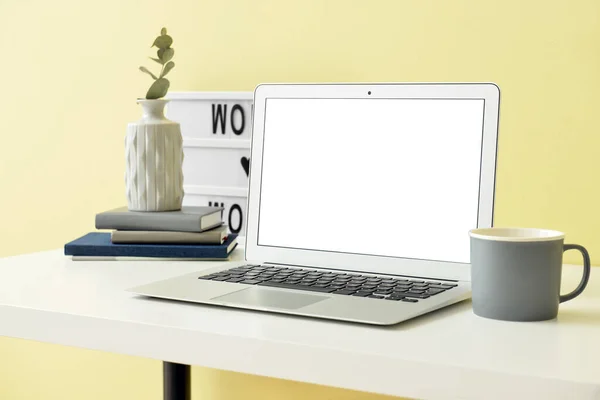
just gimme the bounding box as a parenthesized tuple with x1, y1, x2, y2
(212, 287, 328, 310)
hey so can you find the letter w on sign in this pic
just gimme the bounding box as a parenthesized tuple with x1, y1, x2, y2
(212, 104, 227, 134)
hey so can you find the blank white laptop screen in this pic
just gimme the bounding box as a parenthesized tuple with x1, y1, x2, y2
(257, 98, 485, 264)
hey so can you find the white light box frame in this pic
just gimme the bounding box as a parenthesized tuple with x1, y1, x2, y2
(166, 92, 253, 237)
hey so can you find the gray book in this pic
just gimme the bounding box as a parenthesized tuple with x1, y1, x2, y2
(111, 225, 228, 244)
(95, 206, 223, 232)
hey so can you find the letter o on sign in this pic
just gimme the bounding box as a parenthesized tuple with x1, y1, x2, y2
(228, 204, 243, 234)
(230, 104, 245, 135)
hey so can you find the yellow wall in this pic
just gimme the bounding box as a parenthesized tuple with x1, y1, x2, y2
(1, 0, 598, 399)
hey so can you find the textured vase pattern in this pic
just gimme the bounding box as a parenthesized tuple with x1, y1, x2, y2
(125, 99, 184, 211)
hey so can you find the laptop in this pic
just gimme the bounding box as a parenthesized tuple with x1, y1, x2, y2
(128, 83, 500, 325)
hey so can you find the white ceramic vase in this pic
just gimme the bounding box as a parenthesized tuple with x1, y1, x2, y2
(125, 99, 184, 211)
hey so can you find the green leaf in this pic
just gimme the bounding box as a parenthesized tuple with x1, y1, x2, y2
(157, 48, 174, 61)
(146, 78, 170, 99)
(160, 61, 175, 78)
(139, 66, 157, 80)
(152, 34, 173, 49)
(161, 27, 167, 35)
(159, 48, 174, 63)
(149, 57, 163, 64)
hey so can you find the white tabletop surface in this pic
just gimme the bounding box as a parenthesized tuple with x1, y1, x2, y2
(1, 249, 599, 400)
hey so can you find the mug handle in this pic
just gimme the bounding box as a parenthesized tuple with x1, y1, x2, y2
(559, 244, 591, 303)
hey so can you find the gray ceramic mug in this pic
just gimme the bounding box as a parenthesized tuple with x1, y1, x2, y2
(469, 228, 591, 322)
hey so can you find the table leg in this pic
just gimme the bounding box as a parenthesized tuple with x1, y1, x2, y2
(163, 362, 191, 400)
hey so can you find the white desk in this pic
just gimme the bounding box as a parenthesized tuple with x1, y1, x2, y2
(1, 249, 599, 400)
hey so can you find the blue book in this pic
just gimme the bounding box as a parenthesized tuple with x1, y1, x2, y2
(64, 232, 238, 260)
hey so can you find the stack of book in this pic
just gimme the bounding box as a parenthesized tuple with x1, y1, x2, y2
(64, 206, 238, 260)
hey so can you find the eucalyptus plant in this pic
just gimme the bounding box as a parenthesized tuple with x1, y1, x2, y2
(139, 27, 175, 99)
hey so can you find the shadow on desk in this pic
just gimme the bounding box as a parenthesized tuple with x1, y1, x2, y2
(556, 308, 600, 325)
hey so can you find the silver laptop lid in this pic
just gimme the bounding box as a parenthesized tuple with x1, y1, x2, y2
(245, 83, 500, 281)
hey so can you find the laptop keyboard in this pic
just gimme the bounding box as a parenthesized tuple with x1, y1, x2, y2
(199, 264, 458, 303)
